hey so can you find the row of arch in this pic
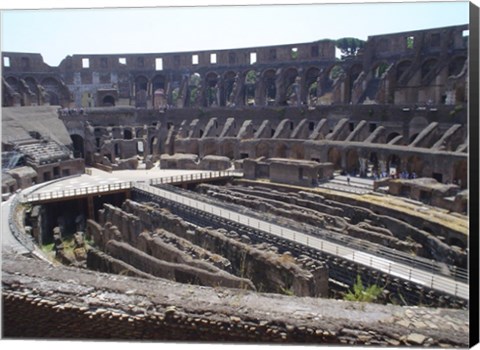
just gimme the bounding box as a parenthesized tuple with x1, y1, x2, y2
(133, 54, 467, 108)
(4, 75, 70, 106)
(3, 53, 467, 108)
(194, 139, 467, 188)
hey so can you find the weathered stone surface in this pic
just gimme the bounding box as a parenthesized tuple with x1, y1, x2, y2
(407, 333, 427, 345)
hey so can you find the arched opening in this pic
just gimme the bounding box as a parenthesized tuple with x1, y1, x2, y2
(305, 67, 320, 107)
(188, 73, 202, 107)
(406, 155, 424, 176)
(134, 75, 149, 108)
(373, 62, 389, 78)
(386, 132, 401, 143)
(48, 92, 60, 106)
(255, 142, 270, 158)
(291, 144, 305, 159)
(41, 77, 65, 106)
(284, 67, 299, 106)
(124, 129, 133, 140)
(329, 65, 345, 81)
(223, 71, 237, 107)
(205, 72, 219, 107)
(136, 128, 144, 138)
(274, 143, 288, 158)
(24, 76, 38, 93)
(327, 148, 342, 170)
(421, 59, 438, 79)
(244, 70, 257, 106)
(223, 142, 235, 159)
(453, 160, 467, 189)
(263, 69, 276, 106)
(6, 77, 19, 90)
(152, 74, 166, 92)
(396, 60, 412, 81)
(448, 56, 467, 77)
(409, 133, 419, 144)
(345, 149, 359, 174)
(102, 95, 115, 106)
(387, 154, 401, 175)
(70, 134, 84, 158)
(368, 152, 379, 176)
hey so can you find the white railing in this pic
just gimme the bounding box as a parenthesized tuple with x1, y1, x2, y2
(134, 183, 469, 301)
(21, 170, 243, 203)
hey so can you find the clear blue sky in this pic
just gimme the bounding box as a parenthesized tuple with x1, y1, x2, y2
(1, 0, 470, 67)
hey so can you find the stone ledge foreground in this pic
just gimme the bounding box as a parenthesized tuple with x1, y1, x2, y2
(2, 251, 469, 346)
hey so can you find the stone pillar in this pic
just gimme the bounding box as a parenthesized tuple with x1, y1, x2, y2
(87, 196, 95, 220)
(379, 159, 388, 177)
(359, 157, 368, 177)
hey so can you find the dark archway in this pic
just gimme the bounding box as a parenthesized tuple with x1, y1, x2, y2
(387, 154, 401, 174)
(448, 56, 467, 77)
(256, 142, 270, 158)
(327, 147, 342, 170)
(274, 143, 288, 158)
(345, 149, 359, 174)
(134, 75, 148, 108)
(262, 69, 276, 106)
(396, 60, 412, 81)
(223, 71, 237, 106)
(244, 69, 257, 106)
(124, 129, 133, 140)
(453, 159, 467, 189)
(205, 72, 219, 107)
(102, 95, 115, 106)
(386, 132, 401, 143)
(421, 59, 438, 79)
(70, 134, 84, 159)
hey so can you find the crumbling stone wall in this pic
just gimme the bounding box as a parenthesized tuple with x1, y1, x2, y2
(2, 252, 469, 346)
(87, 199, 328, 297)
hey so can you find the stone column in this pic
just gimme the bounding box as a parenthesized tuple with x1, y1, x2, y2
(378, 159, 388, 177)
(359, 157, 368, 177)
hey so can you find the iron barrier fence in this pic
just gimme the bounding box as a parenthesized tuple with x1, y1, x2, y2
(134, 183, 469, 301)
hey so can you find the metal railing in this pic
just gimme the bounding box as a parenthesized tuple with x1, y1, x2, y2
(22, 181, 134, 203)
(134, 183, 469, 300)
(21, 170, 243, 203)
(156, 183, 468, 283)
(149, 170, 243, 186)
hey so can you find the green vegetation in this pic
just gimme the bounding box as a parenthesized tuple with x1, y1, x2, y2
(344, 275, 383, 303)
(41, 242, 55, 253)
(245, 70, 257, 84)
(330, 65, 345, 80)
(336, 38, 366, 59)
(280, 286, 294, 296)
(406, 36, 415, 49)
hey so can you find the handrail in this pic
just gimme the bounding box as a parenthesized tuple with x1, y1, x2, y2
(153, 183, 468, 282)
(133, 183, 468, 300)
(21, 170, 243, 203)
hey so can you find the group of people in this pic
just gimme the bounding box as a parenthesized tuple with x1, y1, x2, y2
(58, 107, 87, 116)
(370, 170, 417, 181)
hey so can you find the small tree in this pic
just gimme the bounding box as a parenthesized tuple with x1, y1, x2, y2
(344, 275, 383, 303)
(336, 38, 366, 59)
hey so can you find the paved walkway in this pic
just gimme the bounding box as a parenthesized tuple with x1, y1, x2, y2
(30, 167, 211, 196)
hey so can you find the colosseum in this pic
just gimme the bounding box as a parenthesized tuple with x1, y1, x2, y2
(1, 22, 473, 346)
